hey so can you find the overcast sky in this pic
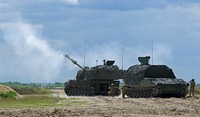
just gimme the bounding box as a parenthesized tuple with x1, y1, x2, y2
(0, 0, 200, 83)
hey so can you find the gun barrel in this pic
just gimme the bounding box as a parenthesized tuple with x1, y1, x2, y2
(64, 54, 84, 69)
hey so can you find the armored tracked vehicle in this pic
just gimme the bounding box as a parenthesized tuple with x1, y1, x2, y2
(64, 54, 123, 96)
(123, 56, 189, 98)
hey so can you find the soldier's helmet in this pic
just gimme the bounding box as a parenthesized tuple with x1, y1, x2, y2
(111, 83, 114, 86)
(192, 79, 195, 81)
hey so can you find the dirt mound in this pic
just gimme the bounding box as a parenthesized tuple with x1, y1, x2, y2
(0, 84, 22, 99)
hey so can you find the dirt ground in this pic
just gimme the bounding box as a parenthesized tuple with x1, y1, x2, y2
(0, 89, 200, 117)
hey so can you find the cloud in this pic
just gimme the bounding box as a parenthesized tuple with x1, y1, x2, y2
(74, 0, 200, 10)
(77, 0, 168, 10)
(123, 43, 172, 67)
(1, 0, 199, 83)
(66, 42, 172, 71)
(64, 0, 79, 5)
(0, 3, 9, 8)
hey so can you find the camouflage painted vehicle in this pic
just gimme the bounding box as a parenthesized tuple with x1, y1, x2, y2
(123, 56, 189, 98)
(64, 54, 123, 96)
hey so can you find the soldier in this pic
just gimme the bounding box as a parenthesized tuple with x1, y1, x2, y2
(189, 79, 196, 97)
(108, 83, 115, 97)
(121, 85, 127, 98)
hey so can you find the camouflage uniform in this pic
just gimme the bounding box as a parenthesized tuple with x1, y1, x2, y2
(121, 85, 127, 98)
(108, 83, 115, 97)
(189, 79, 195, 97)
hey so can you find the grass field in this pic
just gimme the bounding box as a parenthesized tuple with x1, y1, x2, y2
(0, 95, 86, 109)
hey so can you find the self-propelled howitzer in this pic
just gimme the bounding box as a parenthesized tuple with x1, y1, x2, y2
(64, 54, 123, 96)
(123, 56, 189, 98)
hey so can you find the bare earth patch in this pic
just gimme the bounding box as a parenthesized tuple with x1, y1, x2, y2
(0, 89, 200, 117)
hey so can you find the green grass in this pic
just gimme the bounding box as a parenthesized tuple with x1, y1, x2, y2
(0, 91, 17, 99)
(0, 95, 86, 109)
(0, 82, 52, 95)
(12, 86, 51, 95)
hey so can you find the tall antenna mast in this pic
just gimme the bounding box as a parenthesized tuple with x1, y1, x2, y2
(152, 40, 154, 65)
(84, 40, 86, 67)
(122, 41, 124, 70)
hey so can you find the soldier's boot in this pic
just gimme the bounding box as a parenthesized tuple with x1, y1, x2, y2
(122, 93, 125, 98)
(111, 92, 115, 97)
(108, 91, 111, 96)
(192, 91, 195, 97)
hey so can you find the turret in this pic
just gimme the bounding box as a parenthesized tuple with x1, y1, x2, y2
(64, 54, 84, 70)
(138, 56, 150, 65)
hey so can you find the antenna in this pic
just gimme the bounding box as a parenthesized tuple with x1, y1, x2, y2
(96, 60, 98, 66)
(122, 41, 124, 70)
(84, 40, 86, 67)
(152, 40, 153, 65)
